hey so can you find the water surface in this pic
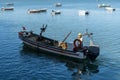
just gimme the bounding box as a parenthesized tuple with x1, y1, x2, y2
(0, 0, 120, 80)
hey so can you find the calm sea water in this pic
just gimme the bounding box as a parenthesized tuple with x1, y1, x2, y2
(0, 0, 120, 80)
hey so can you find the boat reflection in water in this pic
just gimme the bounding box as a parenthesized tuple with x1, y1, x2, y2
(66, 61, 99, 80)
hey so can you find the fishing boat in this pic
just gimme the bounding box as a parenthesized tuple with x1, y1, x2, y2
(28, 8, 47, 13)
(18, 25, 100, 62)
(1, 7, 14, 11)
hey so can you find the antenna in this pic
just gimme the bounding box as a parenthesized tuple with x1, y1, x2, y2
(84, 29, 93, 38)
(40, 24, 47, 36)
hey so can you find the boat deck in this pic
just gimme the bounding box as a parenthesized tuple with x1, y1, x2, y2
(24, 33, 75, 51)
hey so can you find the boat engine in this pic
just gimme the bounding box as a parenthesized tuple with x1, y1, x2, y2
(83, 29, 100, 61)
(86, 46, 100, 61)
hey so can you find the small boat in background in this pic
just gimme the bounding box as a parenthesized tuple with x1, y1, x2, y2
(51, 10, 61, 15)
(1, 7, 14, 11)
(55, 3, 62, 7)
(28, 9, 41, 13)
(40, 8, 47, 12)
(6, 3, 14, 6)
(78, 10, 89, 16)
(105, 7, 115, 11)
(98, 4, 111, 8)
(28, 8, 47, 13)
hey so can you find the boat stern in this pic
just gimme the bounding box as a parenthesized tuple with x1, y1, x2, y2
(87, 45, 100, 61)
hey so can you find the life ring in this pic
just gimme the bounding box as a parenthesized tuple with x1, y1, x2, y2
(73, 39, 82, 51)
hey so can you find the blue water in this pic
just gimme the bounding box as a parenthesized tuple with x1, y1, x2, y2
(0, 0, 120, 80)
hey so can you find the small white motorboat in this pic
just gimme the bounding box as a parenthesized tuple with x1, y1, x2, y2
(98, 4, 111, 8)
(1, 7, 14, 11)
(78, 10, 89, 16)
(28, 8, 47, 13)
(105, 7, 115, 11)
(28, 9, 41, 13)
(51, 10, 61, 15)
(40, 8, 47, 12)
(6, 3, 14, 6)
(55, 3, 62, 7)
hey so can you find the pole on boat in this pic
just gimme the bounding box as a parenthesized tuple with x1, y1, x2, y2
(62, 31, 72, 43)
(83, 29, 93, 38)
(83, 29, 94, 46)
(58, 31, 72, 49)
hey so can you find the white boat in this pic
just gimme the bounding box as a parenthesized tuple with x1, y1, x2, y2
(51, 10, 61, 15)
(105, 7, 115, 11)
(78, 10, 89, 16)
(28, 8, 47, 13)
(98, 4, 111, 8)
(1, 7, 14, 11)
(6, 3, 14, 6)
(40, 8, 47, 12)
(28, 9, 41, 13)
(55, 3, 62, 7)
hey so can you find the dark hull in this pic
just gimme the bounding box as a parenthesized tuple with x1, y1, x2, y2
(2, 8, 14, 11)
(87, 46, 100, 61)
(22, 41, 86, 63)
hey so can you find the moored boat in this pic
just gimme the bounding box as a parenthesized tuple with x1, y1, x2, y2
(28, 8, 47, 13)
(40, 8, 47, 12)
(51, 10, 61, 15)
(6, 3, 14, 6)
(78, 10, 89, 16)
(1, 7, 14, 11)
(98, 4, 111, 8)
(55, 3, 62, 7)
(18, 25, 100, 62)
(105, 7, 115, 11)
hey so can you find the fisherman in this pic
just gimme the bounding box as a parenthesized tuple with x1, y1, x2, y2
(78, 33, 83, 42)
(73, 33, 83, 51)
(77, 33, 83, 48)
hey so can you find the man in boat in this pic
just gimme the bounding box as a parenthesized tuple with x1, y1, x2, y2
(73, 33, 83, 51)
(78, 33, 83, 42)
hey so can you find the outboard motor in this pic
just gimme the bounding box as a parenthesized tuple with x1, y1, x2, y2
(83, 29, 100, 61)
(87, 46, 100, 61)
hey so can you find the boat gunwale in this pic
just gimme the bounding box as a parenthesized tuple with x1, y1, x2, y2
(21, 37, 80, 56)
